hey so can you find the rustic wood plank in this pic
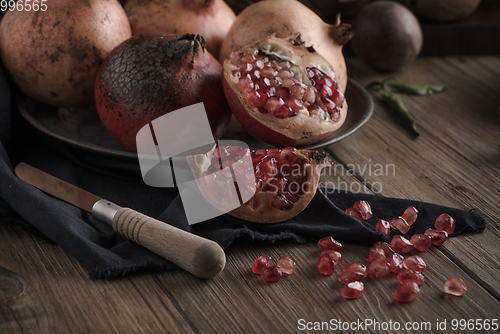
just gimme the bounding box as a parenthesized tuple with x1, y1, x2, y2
(0, 223, 194, 334)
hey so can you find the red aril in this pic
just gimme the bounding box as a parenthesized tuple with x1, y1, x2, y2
(386, 253, 404, 274)
(391, 235, 413, 254)
(375, 219, 390, 237)
(343, 263, 368, 278)
(366, 247, 386, 263)
(435, 213, 455, 235)
(342, 281, 364, 299)
(263, 266, 282, 282)
(372, 241, 395, 257)
(252, 255, 271, 274)
(394, 282, 420, 303)
(398, 269, 424, 285)
(368, 259, 390, 278)
(353, 200, 373, 220)
(277, 256, 297, 274)
(403, 255, 426, 273)
(223, 34, 348, 147)
(187, 145, 330, 223)
(318, 236, 342, 253)
(424, 228, 448, 246)
(317, 254, 335, 275)
(338, 271, 365, 284)
(345, 207, 364, 222)
(444, 277, 467, 296)
(410, 234, 432, 252)
(319, 250, 343, 265)
(388, 216, 410, 234)
(402, 206, 419, 226)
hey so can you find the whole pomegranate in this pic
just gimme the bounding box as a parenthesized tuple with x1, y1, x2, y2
(95, 34, 231, 152)
(219, 0, 352, 93)
(351, 1, 423, 72)
(222, 34, 348, 147)
(0, 0, 131, 107)
(124, 0, 236, 59)
(187, 145, 330, 223)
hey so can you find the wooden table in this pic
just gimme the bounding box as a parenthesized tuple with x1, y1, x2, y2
(1, 56, 499, 333)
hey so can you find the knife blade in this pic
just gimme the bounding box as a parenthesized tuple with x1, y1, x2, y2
(14, 162, 226, 279)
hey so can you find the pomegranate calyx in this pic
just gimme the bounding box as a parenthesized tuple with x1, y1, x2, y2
(329, 14, 353, 47)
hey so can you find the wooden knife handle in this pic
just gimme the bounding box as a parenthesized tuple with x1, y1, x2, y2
(112, 208, 226, 278)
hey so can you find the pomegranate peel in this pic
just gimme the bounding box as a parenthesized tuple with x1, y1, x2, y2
(187, 145, 331, 224)
(223, 33, 348, 147)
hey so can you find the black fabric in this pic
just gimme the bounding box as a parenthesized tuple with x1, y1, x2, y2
(0, 9, 487, 279)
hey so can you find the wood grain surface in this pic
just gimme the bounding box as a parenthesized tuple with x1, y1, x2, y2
(1, 56, 500, 333)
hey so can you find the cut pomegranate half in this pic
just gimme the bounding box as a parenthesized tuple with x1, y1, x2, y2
(222, 33, 348, 147)
(187, 144, 330, 223)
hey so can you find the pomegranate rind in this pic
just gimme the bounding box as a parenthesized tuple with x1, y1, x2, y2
(223, 35, 348, 148)
(187, 147, 331, 224)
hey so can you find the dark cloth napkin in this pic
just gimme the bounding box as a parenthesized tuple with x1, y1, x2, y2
(0, 65, 487, 279)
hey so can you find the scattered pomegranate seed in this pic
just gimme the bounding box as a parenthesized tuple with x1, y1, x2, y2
(403, 255, 426, 273)
(353, 200, 373, 220)
(366, 247, 386, 263)
(319, 250, 343, 265)
(343, 263, 368, 278)
(341, 281, 364, 299)
(368, 259, 390, 278)
(444, 277, 467, 296)
(410, 234, 432, 252)
(277, 256, 297, 275)
(372, 241, 395, 257)
(398, 269, 424, 285)
(317, 236, 342, 252)
(338, 271, 366, 284)
(401, 206, 419, 226)
(252, 255, 271, 274)
(386, 253, 404, 274)
(345, 207, 364, 222)
(317, 254, 335, 275)
(375, 219, 390, 237)
(388, 216, 410, 234)
(394, 281, 420, 303)
(424, 228, 448, 246)
(391, 235, 414, 254)
(435, 213, 455, 235)
(262, 266, 282, 282)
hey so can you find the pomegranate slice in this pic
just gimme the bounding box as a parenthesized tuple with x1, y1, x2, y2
(223, 33, 348, 147)
(187, 145, 330, 223)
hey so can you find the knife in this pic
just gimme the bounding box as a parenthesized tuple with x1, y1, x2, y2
(14, 162, 226, 279)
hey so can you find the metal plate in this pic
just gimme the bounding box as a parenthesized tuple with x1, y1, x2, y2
(17, 79, 373, 159)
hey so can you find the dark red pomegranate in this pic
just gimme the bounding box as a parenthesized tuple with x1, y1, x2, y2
(187, 145, 330, 223)
(222, 34, 348, 148)
(95, 34, 231, 152)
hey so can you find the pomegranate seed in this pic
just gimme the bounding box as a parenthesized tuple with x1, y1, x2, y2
(228, 52, 239, 64)
(424, 228, 448, 246)
(338, 271, 365, 284)
(262, 266, 282, 282)
(368, 259, 390, 278)
(279, 69, 293, 79)
(264, 97, 284, 114)
(287, 99, 304, 113)
(260, 67, 277, 79)
(394, 281, 420, 303)
(388, 216, 410, 234)
(284, 193, 300, 203)
(319, 250, 343, 265)
(435, 213, 455, 235)
(353, 200, 373, 220)
(403, 255, 426, 273)
(386, 253, 405, 274)
(345, 207, 364, 222)
(375, 219, 390, 237)
(398, 269, 424, 285)
(321, 97, 336, 111)
(274, 105, 295, 118)
(317, 237, 342, 252)
(290, 84, 305, 99)
(444, 277, 467, 296)
(410, 234, 432, 252)
(366, 247, 386, 262)
(277, 256, 296, 274)
(343, 263, 368, 278)
(270, 194, 293, 211)
(372, 241, 395, 257)
(252, 255, 271, 274)
(402, 206, 419, 226)
(330, 110, 341, 122)
(255, 59, 265, 69)
(341, 281, 364, 299)
(275, 86, 290, 99)
(241, 53, 256, 63)
(391, 235, 413, 254)
(317, 254, 335, 275)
